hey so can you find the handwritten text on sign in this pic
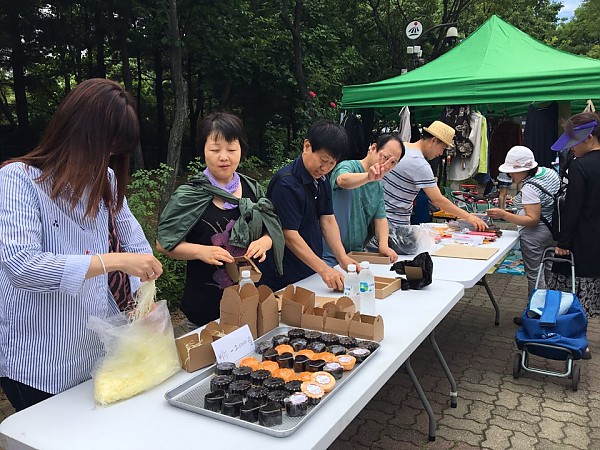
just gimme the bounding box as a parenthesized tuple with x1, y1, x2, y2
(211, 325, 255, 363)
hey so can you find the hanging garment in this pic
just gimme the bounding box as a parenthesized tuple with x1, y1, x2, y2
(448, 112, 483, 181)
(489, 120, 523, 180)
(524, 102, 558, 169)
(477, 115, 489, 174)
(441, 105, 473, 158)
(341, 113, 366, 161)
(398, 106, 412, 142)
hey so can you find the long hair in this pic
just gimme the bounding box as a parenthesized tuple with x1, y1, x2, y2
(4, 78, 139, 218)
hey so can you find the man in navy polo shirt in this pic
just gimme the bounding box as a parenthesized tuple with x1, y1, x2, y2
(260, 120, 358, 292)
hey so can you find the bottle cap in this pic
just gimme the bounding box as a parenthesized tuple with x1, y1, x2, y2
(360, 261, 370, 269)
(347, 264, 356, 273)
(241, 270, 251, 278)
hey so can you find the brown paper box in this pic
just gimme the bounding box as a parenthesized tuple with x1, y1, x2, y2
(280, 285, 316, 327)
(300, 307, 325, 331)
(225, 256, 262, 283)
(175, 322, 239, 372)
(323, 309, 353, 336)
(374, 276, 402, 299)
(257, 285, 279, 337)
(321, 296, 357, 314)
(349, 312, 384, 342)
(347, 251, 390, 265)
(219, 284, 260, 338)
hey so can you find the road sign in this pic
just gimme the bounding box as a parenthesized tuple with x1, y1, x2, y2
(406, 21, 423, 40)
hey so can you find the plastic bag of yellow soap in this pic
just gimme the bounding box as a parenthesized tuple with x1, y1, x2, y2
(88, 299, 180, 405)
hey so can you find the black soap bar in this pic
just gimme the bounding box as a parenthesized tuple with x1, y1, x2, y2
(306, 358, 326, 372)
(204, 389, 225, 412)
(293, 354, 310, 372)
(262, 348, 279, 362)
(250, 369, 272, 386)
(338, 336, 357, 348)
(272, 334, 290, 347)
(240, 399, 262, 423)
(284, 380, 302, 394)
(215, 362, 236, 376)
(287, 328, 305, 340)
(320, 333, 339, 347)
(232, 366, 252, 381)
(221, 394, 243, 417)
(228, 379, 252, 396)
(246, 386, 269, 405)
(263, 377, 285, 392)
(277, 352, 294, 369)
(306, 341, 327, 353)
(290, 338, 308, 352)
(258, 401, 283, 427)
(210, 375, 233, 392)
(304, 330, 322, 342)
(285, 392, 309, 417)
(326, 344, 347, 356)
(267, 389, 289, 409)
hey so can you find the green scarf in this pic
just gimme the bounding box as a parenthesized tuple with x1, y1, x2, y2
(157, 172, 284, 274)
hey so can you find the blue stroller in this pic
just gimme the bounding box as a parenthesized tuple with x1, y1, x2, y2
(513, 248, 588, 391)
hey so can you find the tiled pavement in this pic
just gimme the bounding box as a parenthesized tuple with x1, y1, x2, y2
(1, 272, 598, 449)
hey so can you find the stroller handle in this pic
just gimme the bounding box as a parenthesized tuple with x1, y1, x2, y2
(535, 247, 576, 294)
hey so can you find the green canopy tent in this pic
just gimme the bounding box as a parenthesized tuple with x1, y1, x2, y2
(341, 15, 600, 118)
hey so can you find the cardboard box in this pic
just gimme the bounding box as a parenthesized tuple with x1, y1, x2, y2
(323, 309, 353, 336)
(374, 276, 402, 299)
(256, 285, 279, 337)
(280, 285, 316, 327)
(349, 312, 384, 342)
(347, 251, 390, 265)
(175, 322, 239, 372)
(220, 284, 260, 338)
(320, 296, 357, 314)
(225, 256, 262, 283)
(300, 307, 325, 331)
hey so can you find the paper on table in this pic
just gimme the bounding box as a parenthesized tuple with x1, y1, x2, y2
(433, 244, 499, 260)
(211, 324, 255, 363)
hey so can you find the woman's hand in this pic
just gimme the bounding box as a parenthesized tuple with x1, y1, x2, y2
(466, 214, 488, 231)
(485, 208, 506, 220)
(245, 236, 272, 262)
(379, 245, 398, 263)
(197, 245, 235, 266)
(555, 246, 570, 256)
(117, 253, 164, 282)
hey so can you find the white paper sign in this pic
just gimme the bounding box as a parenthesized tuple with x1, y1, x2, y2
(211, 325, 255, 363)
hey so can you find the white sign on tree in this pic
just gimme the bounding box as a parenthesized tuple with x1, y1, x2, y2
(406, 21, 423, 40)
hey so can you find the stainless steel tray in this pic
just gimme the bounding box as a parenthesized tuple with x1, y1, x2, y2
(165, 326, 378, 438)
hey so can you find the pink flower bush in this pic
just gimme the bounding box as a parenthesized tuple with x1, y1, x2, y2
(330, 101, 336, 108)
(309, 91, 316, 98)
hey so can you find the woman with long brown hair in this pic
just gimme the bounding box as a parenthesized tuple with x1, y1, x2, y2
(0, 78, 162, 410)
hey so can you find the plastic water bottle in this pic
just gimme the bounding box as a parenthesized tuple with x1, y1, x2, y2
(358, 261, 376, 315)
(238, 270, 255, 291)
(343, 264, 361, 311)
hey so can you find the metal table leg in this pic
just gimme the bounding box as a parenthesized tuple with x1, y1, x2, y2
(429, 330, 458, 408)
(404, 357, 436, 441)
(476, 274, 500, 326)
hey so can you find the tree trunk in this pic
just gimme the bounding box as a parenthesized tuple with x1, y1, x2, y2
(94, 10, 106, 78)
(281, 0, 309, 101)
(7, 7, 29, 149)
(122, 40, 144, 171)
(154, 47, 166, 166)
(161, 0, 188, 211)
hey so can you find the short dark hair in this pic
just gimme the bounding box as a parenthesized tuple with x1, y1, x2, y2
(421, 130, 434, 141)
(375, 134, 405, 160)
(527, 167, 538, 178)
(306, 120, 348, 161)
(197, 112, 249, 158)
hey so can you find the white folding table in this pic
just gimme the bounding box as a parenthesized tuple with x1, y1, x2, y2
(0, 280, 463, 450)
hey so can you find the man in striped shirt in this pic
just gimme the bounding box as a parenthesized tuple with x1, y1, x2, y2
(383, 121, 487, 230)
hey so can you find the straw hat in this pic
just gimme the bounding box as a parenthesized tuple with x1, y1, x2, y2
(423, 121, 455, 148)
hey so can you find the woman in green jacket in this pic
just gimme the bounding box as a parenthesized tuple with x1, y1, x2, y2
(157, 112, 283, 330)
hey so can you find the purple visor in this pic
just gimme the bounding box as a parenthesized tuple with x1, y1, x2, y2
(551, 120, 598, 151)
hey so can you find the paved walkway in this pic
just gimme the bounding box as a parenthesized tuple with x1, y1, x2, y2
(1, 271, 598, 449)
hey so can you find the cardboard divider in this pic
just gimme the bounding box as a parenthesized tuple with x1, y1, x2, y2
(175, 322, 239, 372)
(347, 251, 390, 265)
(323, 309, 353, 336)
(374, 276, 402, 299)
(349, 313, 384, 342)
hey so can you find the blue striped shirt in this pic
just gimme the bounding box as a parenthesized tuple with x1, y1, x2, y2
(383, 147, 437, 227)
(0, 162, 152, 394)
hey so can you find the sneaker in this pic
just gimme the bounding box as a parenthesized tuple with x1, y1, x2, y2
(513, 316, 523, 326)
(583, 349, 592, 360)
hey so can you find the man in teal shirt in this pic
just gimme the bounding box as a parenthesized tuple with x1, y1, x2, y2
(324, 134, 405, 266)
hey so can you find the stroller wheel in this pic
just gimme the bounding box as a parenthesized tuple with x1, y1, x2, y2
(571, 364, 580, 391)
(513, 353, 522, 379)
